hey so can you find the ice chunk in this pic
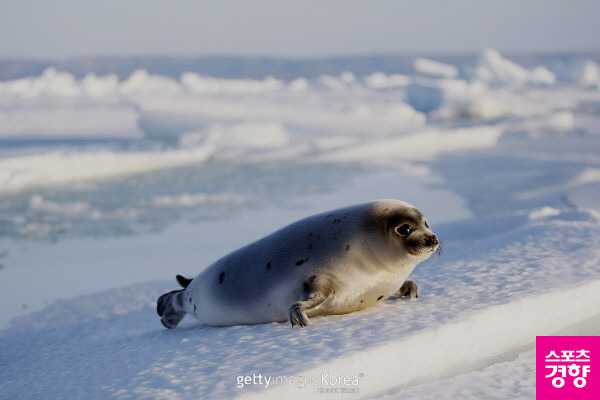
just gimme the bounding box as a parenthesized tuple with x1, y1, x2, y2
(551, 59, 600, 86)
(470, 48, 556, 86)
(180, 73, 283, 94)
(180, 121, 290, 150)
(119, 70, 182, 95)
(365, 72, 411, 89)
(414, 57, 459, 79)
(529, 206, 561, 220)
(0, 145, 214, 193)
(0, 103, 143, 139)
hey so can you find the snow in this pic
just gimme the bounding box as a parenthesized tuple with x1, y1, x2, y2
(1, 49, 600, 399)
(0, 103, 143, 139)
(179, 121, 290, 150)
(364, 72, 411, 89)
(469, 48, 557, 86)
(314, 126, 503, 162)
(550, 59, 600, 86)
(528, 206, 561, 220)
(414, 57, 459, 79)
(0, 145, 215, 193)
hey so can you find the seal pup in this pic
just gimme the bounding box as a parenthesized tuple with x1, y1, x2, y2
(157, 199, 439, 328)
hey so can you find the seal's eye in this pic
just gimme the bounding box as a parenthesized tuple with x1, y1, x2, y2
(424, 220, 429, 229)
(396, 224, 413, 237)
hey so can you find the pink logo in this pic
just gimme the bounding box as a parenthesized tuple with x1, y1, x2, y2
(536, 336, 599, 399)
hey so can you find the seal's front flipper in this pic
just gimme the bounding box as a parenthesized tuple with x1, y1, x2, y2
(289, 274, 335, 327)
(395, 279, 418, 299)
(289, 292, 329, 327)
(289, 274, 335, 328)
(157, 289, 187, 329)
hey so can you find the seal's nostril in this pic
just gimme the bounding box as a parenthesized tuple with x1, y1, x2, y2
(425, 235, 439, 247)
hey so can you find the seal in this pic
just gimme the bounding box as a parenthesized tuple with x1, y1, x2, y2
(157, 199, 439, 328)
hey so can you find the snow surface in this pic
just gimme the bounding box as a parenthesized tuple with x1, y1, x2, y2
(1, 49, 600, 399)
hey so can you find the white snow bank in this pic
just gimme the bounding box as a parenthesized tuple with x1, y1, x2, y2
(529, 206, 561, 220)
(567, 168, 600, 216)
(568, 183, 600, 217)
(383, 349, 536, 400)
(512, 111, 576, 136)
(406, 79, 491, 116)
(241, 279, 600, 399)
(551, 59, 600, 86)
(414, 57, 459, 79)
(29, 194, 92, 215)
(317, 71, 357, 91)
(0, 68, 284, 101)
(315, 126, 503, 162)
(181, 73, 283, 94)
(81, 72, 120, 97)
(179, 121, 291, 150)
(521, 167, 600, 203)
(0, 145, 214, 193)
(149, 192, 246, 208)
(288, 77, 309, 91)
(364, 72, 411, 89)
(136, 95, 426, 137)
(0, 103, 143, 139)
(575, 167, 600, 185)
(470, 48, 556, 86)
(0, 68, 180, 99)
(0, 67, 83, 99)
(119, 69, 182, 95)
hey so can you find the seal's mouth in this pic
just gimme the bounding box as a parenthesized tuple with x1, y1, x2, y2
(408, 235, 440, 256)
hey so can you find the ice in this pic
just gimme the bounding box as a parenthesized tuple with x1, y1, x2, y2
(470, 48, 556, 86)
(364, 72, 411, 89)
(414, 57, 459, 79)
(287, 77, 309, 92)
(149, 193, 246, 208)
(405, 78, 507, 119)
(0, 67, 81, 99)
(0, 145, 214, 193)
(29, 194, 91, 215)
(81, 72, 120, 97)
(1, 49, 600, 399)
(240, 280, 600, 399)
(315, 126, 502, 162)
(317, 72, 358, 91)
(528, 206, 561, 220)
(0, 103, 142, 139)
(181, 73, 283, 94)
(119, 69, 182, 95)
(551, 58, 600, 86)
(518, 111, 576, 136)
(179, 121, 290, 150)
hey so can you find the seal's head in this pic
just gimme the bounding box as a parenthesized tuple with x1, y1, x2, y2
(369, 200, 440, 263)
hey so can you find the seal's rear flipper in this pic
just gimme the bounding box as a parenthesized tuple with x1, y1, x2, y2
(176, 275, 193, 288)
(157, 289, 186, 329)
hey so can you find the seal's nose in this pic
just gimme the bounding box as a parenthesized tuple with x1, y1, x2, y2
(425, 234, 439, 247)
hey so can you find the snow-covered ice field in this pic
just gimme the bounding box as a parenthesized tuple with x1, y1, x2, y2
(1, 49, 600, 399)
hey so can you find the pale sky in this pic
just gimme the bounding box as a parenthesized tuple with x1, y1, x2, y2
(1, 0, 599, 60)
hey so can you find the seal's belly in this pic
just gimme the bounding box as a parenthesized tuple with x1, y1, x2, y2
(315, 279, 402, 316)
